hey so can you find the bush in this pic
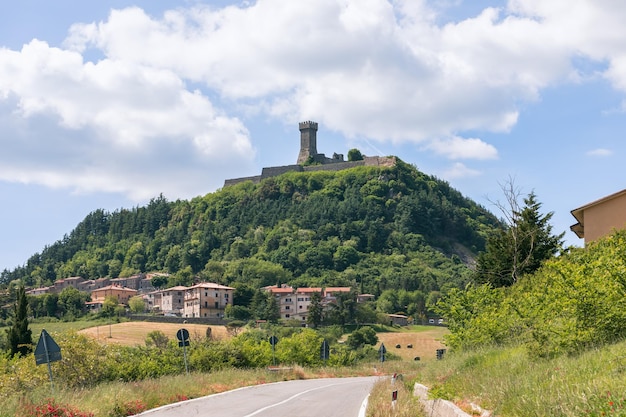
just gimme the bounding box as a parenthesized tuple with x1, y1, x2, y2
(18, 398, 94, 417)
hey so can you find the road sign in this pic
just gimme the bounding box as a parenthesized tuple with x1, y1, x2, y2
(177, 328, 190, 374)
(378, 343, 386, 362)
(269, 336, 278, 346)
(34, 329, 62, 390)
(34, 329, 61, 365)
(177, 328, 190, 347)
(320, 340, 330, 361)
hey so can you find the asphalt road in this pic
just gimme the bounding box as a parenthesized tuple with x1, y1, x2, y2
(137, 376, 379, 417)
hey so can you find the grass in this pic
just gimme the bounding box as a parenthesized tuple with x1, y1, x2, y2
(77, 322, 228, 346)
(367, 373, 426, 417)
(412, 341, 626, 416)
(376, 325, 447, 361)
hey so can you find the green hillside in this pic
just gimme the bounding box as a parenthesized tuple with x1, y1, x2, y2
(1, 159, 501, 310)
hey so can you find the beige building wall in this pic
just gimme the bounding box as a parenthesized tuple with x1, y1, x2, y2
(571, 189, 626, 245)
(183, 283, 234, 318)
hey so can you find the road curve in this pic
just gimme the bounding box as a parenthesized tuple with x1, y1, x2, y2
(136, 376, 379, 417)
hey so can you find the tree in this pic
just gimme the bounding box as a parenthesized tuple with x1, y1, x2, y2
(475, 180, 564, 287)
(6, 286, 32, 357)
(347, 148, 364, 161)
(306, 292, 324, 328)
(58, 287, 88, 318)
(128, 296, 146, 313)
(150, 274, 168, 289)
(145, 330, 169, 349)
(346, 326, 378, 349)
(100, 296, 119, 318)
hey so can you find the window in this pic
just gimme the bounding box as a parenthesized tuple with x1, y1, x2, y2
(285, 306, 290, 310)
(205, 301, 208, 308)
(285, 298, 292, 303)
(297, 297, 304, 302)
(285, 314, 290, 318)
(215, 301, 219, 309)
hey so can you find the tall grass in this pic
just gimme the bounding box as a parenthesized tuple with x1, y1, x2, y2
(415, 341, 626, 416)
(5, 363, 392, 417)
(367, 374, 425, 417)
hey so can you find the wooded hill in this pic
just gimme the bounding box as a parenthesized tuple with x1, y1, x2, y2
(1, 159, 501, 308)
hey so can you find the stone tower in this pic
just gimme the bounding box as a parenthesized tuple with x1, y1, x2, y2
(297, 121, 318, 164)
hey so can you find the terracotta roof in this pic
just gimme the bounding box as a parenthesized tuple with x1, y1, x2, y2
(92, 285, 137, 293)
(189, 282, 235, 290)
(296, 287, 323, 293)
(324, 287, 351, 293)
(268, 287, 294, 294)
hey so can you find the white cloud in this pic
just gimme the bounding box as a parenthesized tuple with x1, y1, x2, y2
(426, 136, 498, 160)
(441, 162, 482, 179)
(0, 39, 254, 200)
(587, 148, 613, 157)
(2, 0, 626, 199)
(63, 0, 568, 142)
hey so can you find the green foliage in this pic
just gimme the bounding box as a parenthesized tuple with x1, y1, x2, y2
(347, 148, 364, 161)
(306, 292, 323, 328)
(438, 229, 626, 358)
(474, 190, 564, 287)
(58, 287, 89, 318)
(6, 286, 32, 357)
(346, 326, 378, 349)
(145, 330, 169, 349)
(128, 296, 145, 313)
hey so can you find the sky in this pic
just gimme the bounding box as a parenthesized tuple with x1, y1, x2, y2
(1, 0, 626, 272)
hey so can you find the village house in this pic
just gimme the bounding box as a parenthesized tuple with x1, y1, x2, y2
(183, 282, 234, 318)
(265, 286, 358, 323)
(571, 188, 626, 245)
(87, 285, 138, 312)
(265, 285, 297, 320)
(158, 285, 187, 315)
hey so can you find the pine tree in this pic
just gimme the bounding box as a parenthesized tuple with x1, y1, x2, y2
(475, 186, 564, 287)
(7, 286, 32, 357)
(306, 292, 324, 328)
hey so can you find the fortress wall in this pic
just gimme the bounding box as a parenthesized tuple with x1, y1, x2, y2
(261, 165, 304, 177)
(364, 155, 397, 167)
(223, 157, 397, 187)
(223, 175, 263, 187)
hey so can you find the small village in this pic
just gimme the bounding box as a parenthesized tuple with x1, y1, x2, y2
(24, 275, 409, 325)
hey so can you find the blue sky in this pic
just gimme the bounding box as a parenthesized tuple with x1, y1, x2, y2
(1, 0, 625, 272)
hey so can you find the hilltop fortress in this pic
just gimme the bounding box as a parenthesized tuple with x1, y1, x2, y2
(224, 121, 396, 187)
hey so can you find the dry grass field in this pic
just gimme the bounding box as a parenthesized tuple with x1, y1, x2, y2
(78, 322, 448, 360)
(376, 326, 448, 361)
(79, 322, 228, 346)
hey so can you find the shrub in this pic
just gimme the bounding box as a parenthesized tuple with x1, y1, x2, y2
(18, 398, 94, 417)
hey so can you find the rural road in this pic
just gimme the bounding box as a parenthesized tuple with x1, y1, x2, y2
(136, 376, 380, 417)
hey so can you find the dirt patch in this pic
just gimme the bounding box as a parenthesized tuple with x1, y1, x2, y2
(377, 327, 448, 361)
(79, 322, 228, 346)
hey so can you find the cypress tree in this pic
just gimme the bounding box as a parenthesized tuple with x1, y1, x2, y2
(7, 286, 32, 357)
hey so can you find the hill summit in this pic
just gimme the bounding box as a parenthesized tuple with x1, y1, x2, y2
(224, 121, 395, 187)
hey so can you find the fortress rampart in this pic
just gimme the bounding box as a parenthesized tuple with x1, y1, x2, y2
(223, 122, 396, 188)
